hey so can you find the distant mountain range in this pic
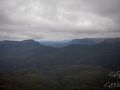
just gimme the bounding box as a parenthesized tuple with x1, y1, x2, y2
(39, 38, 104, 48)
(39, 40, 70, 48)
(0, 38, 120, 70)
(67, 38, 104, 45)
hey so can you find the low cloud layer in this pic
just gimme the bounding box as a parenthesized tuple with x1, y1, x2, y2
(0, 0, 120, 41)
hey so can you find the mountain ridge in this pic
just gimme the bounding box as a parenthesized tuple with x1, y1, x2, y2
(0, 38, 120, 70)
(39, 38, 105, 48)
(103, 38, 120, 43)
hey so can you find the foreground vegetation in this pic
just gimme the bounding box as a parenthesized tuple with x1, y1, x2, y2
(0, 65, 119, 90)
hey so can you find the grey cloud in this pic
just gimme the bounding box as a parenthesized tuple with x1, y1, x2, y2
(0, 0, 120, 41)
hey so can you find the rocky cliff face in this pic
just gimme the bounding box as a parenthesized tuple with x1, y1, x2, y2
(104, 38, 120, 43)
(0, 39, 40, 45)
(0, 40, 19, 45)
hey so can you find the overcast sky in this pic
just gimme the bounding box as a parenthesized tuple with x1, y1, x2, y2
(0, 0, 120, 41)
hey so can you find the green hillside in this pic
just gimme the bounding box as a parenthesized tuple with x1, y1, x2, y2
(0, 65, 119, 90)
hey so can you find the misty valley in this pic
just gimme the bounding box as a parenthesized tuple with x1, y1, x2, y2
(0, 38, 120, 90)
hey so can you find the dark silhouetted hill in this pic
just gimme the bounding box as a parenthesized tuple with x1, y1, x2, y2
(0, 38, 120, 70)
